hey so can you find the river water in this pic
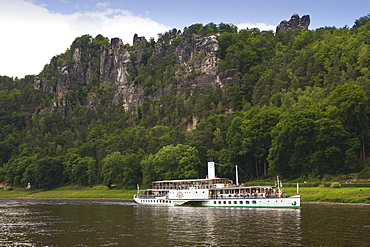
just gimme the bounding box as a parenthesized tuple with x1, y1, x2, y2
(0, 199, 369, 246)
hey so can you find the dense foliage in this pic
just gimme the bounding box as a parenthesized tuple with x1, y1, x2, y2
(1, 14, 370, 189)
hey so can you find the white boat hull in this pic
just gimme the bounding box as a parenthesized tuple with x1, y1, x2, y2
(134, 195, 300, 208)
(200, 195, 300, 208)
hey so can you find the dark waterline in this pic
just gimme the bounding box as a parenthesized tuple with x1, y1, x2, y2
(0, 199, 369, 246)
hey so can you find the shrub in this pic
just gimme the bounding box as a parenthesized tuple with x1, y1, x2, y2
(341, 182, 370, 187)
(358, 167, 370, 179)
(330, 182, 342, 188)
(322, 174, 334, 182)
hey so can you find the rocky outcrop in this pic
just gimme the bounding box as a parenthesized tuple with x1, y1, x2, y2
(176, 30, 219, 75)
(100, 37, 140, 111)
(34, 30, 240, 115)
(33, 39, 95, 117)
(34, 77, 53, 93)
(276, 14, 310, 33)
(149, 31, 237, 102)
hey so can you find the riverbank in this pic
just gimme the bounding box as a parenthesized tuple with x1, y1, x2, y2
(0, 186, 135, 200)
(0, 185, 369, 204)
(282, 186, 370, 204)
(301, 202, 370, 206)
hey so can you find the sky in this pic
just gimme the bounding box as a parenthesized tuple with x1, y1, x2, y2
(0, 0, 369, 78)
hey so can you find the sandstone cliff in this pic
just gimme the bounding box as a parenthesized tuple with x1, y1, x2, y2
(276, 14, 310, 33)
(34, 30, 240, 116)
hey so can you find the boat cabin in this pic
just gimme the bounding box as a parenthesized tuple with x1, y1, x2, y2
(151, 178, 231, 190)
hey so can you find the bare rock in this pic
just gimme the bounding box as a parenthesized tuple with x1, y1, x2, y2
(276, 14, 310, 33)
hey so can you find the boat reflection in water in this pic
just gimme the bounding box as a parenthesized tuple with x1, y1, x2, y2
(134, 203, 302, 246)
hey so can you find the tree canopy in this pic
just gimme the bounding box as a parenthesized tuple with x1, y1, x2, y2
(1, 15, 370, 188)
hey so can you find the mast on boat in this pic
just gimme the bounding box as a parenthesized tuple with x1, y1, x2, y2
(276, 176, 282, 197)
(297, 182, 299, 194)
(208, 161, 239, 186)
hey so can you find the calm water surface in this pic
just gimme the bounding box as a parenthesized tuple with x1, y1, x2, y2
(0, 199, 369, 246)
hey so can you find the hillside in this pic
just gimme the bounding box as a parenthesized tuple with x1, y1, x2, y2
(1, 14, 370, 189)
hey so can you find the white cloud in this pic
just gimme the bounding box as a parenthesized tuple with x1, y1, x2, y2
(0, 0, 170, 78)
(96, 2, 110, 9)
(237, 22, 276, 32)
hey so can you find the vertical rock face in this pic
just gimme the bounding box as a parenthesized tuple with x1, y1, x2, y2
(34, 31, 240, 115)
(176, 31, 219, 75)
(149, 29, 237, 101)
(100, 37, 133, 86)
(34, 37, 97, 117)
(276, 14, 310, 33)
(100, 37, 139, 111)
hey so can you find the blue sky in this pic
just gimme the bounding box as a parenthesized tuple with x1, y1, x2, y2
(40, 0, 369, 30)
(0, 0, 369, 78)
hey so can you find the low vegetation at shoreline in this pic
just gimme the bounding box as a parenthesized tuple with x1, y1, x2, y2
(283, 186, 370, 204)
(0, 186, 135, 200)
(1, 185, 369, 204)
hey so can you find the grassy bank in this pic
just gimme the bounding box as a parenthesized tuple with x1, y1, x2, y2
(283, 186, 370, 204)
(1, 185, 369, 204)
(0, 186, 135, 200)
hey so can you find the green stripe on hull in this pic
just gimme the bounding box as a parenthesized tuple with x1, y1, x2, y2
(180, 201, 203, 207)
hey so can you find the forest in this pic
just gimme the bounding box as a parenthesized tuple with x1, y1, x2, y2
(1, 14, 370, 189)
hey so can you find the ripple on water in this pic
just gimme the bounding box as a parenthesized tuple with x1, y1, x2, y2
(0, 199, 368, 246)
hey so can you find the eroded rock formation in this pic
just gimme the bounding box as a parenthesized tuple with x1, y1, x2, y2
(34, 30, 240, 115)
(276, 14, 310, 33)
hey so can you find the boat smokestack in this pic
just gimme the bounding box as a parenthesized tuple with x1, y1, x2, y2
(208, 162, 215, 179)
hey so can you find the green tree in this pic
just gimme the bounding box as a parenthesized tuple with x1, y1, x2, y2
(102, 152, 124, 188)
(352, 14, 370, 29)
(34, 156, 63, 189)
(241, 106, 281, 178)
(268, 109, 317, 177)
(312, 118, 360, 174)
(226, 116, 246, 165)
(4, 156, 36, 186)
(325, 83, 369, 161)
(87, 157, 100, 186)
(120, 153, 142, 188)
(141, 144, 200, 184)
(67, 155, 96, 186)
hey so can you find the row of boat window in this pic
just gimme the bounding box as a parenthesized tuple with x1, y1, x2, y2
(169, 191, 205, 194)
(141, 200, 171, 204)
(213, 200, 284, 205)
(139, 199, 285, 204)
(215, 200, 257, 205)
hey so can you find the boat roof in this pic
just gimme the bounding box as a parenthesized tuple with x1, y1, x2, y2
(238, 185, 276, 189)
(151, 178, 277, 189)
(152, 177, 230, 183)
(142, 185, 276, 192)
